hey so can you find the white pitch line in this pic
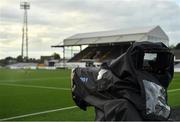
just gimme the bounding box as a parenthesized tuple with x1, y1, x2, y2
(1, 106, 77, 121)
(1, 82, 180, 92)
(0, 77, 69, 82)
(168, 88, 180, 93)
(1, 82, 179, 92)
(0, 83, 71, 91)
(0, 83, 180, 93)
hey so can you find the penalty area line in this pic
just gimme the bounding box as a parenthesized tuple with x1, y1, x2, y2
(0, 106, 78, 121)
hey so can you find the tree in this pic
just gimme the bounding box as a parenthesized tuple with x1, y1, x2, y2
(4, 56, 14, 65)
(17, 55, 23, 62)
(169, 44, 175, 49)
(175, 43, 180, 49)
(0, 59, 5, 66)
(52, 53, 61, 60)
(5, 56, 13, 61)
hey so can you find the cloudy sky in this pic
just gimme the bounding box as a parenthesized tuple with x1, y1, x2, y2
(0, 0, 180, 59)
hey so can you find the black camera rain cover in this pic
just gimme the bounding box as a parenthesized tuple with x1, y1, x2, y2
(71, 41, 174, 121)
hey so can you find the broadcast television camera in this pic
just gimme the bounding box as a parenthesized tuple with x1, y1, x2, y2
(71, 41, 174, 121)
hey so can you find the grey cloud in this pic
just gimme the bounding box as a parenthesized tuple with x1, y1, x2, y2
(0, 6, 21, 23)
(0, 0, 180, 59)
(30, 0, 180, 44)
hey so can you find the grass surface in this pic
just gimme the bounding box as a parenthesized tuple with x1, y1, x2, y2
(168, 72, 180, 107)
(0, 69, 94, 121)
(0, 69, 179, 121)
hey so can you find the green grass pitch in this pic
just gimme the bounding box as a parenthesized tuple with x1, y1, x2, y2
(0, 69, 179, 121)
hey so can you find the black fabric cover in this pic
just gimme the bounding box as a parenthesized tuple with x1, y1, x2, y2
(71, 41, 174, 121)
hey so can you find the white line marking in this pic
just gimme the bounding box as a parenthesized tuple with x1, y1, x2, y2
(1, 106, 77, 121)
(0, 77, 69, 82)
(1, 82, 180, 93)
(168, 88, 180, 93)
(1, 83, 179, 93)
(0, 83, 70, 91)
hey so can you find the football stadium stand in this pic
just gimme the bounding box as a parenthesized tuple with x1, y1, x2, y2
(52, 25, 170, 67)
(68, 43, 130, 62)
